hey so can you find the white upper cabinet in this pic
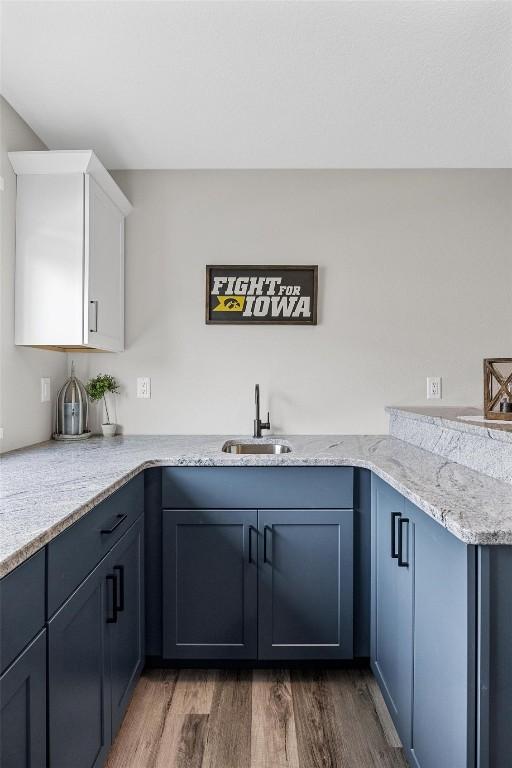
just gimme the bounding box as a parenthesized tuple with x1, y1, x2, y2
(9, 150, 132, 352)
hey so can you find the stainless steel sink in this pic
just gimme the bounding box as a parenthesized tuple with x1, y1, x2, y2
(222, 441, 292, 455)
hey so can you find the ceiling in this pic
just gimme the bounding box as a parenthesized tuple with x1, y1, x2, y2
(2, 1, 512, 169)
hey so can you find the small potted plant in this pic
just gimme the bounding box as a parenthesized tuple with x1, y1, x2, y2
(85, 374, 120, 437)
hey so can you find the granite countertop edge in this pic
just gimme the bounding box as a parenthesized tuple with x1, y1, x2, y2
(2, 434, 512, 578)
(386, 405, 512, 444)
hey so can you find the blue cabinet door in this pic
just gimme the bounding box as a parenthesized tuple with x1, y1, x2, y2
(258, 509, 353, 660)
(108, 517, 145, 737)
(48, 558, 111, 768)
(162, 509, 258, 659)
(408, 500, 475, 768)
(371, 477, 414, 749)
(1, 630, 47, 768)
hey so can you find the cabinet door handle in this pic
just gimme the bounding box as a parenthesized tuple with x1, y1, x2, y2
(391, 512, 401, 558)
(89, 300, 99, 333)
(106, 573, 118, 623)
(113, 565, 124, 612)
(248, 525, 256, 564)
(101, 513, 127, 534)
(263, 525, 272, 563)
(398, 517, 410, 568)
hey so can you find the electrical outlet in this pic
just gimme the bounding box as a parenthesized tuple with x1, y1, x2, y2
(427, 376, 442, 400)
(41, 377, 51, 402)
(137, 377, 151, 399)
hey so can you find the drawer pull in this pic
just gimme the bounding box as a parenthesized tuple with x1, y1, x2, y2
(248, 525, 256, 564)
(106, 573, 118, 623)
(113, 565, 124, 612)
(263, 525, 272, 564)
(101, 513, 127, 535)
(398, 517, 410, 568)
(391, 512, 401, 559)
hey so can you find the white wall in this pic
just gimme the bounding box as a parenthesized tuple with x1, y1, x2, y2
(1, 98, 68, 452)
(74, 170, 512, 436)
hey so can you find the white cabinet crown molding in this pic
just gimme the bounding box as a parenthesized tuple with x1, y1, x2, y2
(8, 150, 132, 215)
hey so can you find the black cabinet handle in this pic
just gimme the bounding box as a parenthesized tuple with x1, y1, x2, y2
(263, 525, 272, 563)
(101, 513, 127, 535)
(248, 526, 256, 564)
(106, 573, 118, 623)
(89, 300, 99, 333)
(398, 517, 410, 567)
(391, 512, 401, 558)
(113, 565, 124, 612)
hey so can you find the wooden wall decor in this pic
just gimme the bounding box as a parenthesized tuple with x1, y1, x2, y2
(483, 358, 512, 420)
(205, 265, 318, 325)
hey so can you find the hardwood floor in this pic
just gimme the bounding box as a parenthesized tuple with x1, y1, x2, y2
(106, 668, 408, 768)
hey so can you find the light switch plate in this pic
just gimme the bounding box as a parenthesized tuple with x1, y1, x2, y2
(137, 377, 151, 398)
(41, 377, 51, 402)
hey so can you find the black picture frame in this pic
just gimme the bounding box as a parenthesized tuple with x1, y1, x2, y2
(205, 265, 318, 325)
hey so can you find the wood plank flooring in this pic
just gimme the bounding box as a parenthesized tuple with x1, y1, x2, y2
(106, 668, 408, 768)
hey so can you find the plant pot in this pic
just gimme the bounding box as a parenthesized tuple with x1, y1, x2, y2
(101, 423, 117, 437)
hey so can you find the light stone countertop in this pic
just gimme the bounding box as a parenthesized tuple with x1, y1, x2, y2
(386, 405, 512, 443)
(2, 433, 512, 578)
(387, 405, 512, 484)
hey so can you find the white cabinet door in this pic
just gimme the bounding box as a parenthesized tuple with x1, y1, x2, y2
(14, 174, 85, 346)
(84, 176, 124, 352)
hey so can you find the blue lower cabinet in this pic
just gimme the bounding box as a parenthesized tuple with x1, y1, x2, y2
(48, 517, 145, 768)
(409, 500, 475, 768)
(162, 509, 258, 659)
(48, 558, 111, 768)
(371, 477, 414, 749)
(258, 509, 354, 660)
(478, 545, 512, 768)
(1, 630, 47, 768)
(372, 478, 476, 768)
(107, 517, 145, 736)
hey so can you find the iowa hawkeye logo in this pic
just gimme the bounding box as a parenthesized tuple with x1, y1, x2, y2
(211, 276, 311, 319)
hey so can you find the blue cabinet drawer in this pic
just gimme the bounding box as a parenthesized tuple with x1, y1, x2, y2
(162, 467, 354, 509)
(47, 474, 144, 617)
(0, 549, 46, 673)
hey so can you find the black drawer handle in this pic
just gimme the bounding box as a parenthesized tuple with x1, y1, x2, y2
(101, 513, 127, 535)
(113, 565, 124, 612)
(263, 525, 272, 563)
(106, 573, 118, 623)
(391, 512, 401, 558)
(398, 517, 410, 568)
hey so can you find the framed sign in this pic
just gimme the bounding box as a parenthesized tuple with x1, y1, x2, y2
(205, 265, 318, 325)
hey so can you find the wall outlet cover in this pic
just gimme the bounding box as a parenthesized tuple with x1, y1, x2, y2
(427, 376, 442, 400)
(137, 377, 151, 398)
